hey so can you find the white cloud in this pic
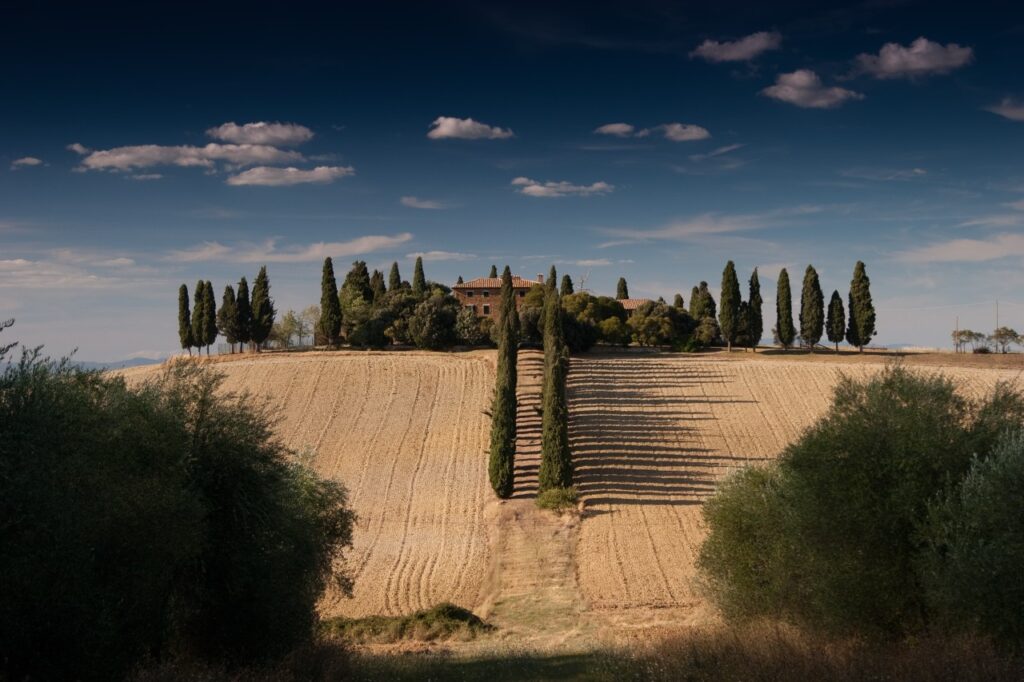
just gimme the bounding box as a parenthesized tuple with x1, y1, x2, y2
(958, 214, 1024, 228)
(10, 156, 43, 169)
(599, 206, 821, 246)
(895, 233, 1024, 263)
(400, 196, 446, 209)
(206, 121, 314, 146)
(840, 167, 927, 181)
(169, 233, 413, 263)
(405, 250, 476, 261)
(427, 116, 514, 140)
(66, 142, 90, 155)
(985, 98, 1024, 122)
(761, 69, 864, 109)
(856, 37, 973, 79)
(691, 31, 782, 62)
(511, 176, 614, 198)
(129, 173, 163, 181)
(1007, 200, 1024, 211)
(225, 165, 354, 186)
(689, 143, 744, 162)
(0, 251, 150, 290)
(76, 143, 304, 171)
(594, 123, 636, 137)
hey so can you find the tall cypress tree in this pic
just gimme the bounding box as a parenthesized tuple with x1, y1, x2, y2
(191, 280, 206, 355)
(343, 260, 373, 301)
(776, 268, 795, 349)
(719, 261, 741, 351)
(673, 293, 685, 309)
(799, 265, 824, 352)
(217, 285, 239, 353)
(560, 274, 574, 296)
(250, 266, 275, 351)
(689, 286, 701, 318)
(846, 261, 876, 352)
(456, 275, 464, 284)
(616, 277, 629, 300)
(489, 264, 498, 278)
(178, 284, 193, 356)
(412, 256, 426, 295)
(369, 270, 386, 301)
(489, 266, 519, 498)
(203, 280, 217, 355)
(388, 261, 402, 291)
(319, 258, 342, 347)
(538, 273, 571, 492)
(748, 268, 763, 351)
(235, 277, 253, 351)
(827, 289, 845, 352)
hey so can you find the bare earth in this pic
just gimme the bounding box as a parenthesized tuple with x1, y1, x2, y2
(120, 348, 1024, 650)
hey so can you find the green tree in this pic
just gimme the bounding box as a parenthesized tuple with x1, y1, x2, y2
(235, 277, 253, 351)
(616, 277, 629, 300)
(489, 267, 519, 498)
(370, 269, 386, 302)
(846, 261, 876, 352)
(775, 268, 795, 349)
(342, 260, 373, 302)
(407, 293, 458, 349)
(719, 261, 741, 351)
(250, 266, 276, 351)
(599, 317, 631, 346)
(673, 293, 685, 309)
(560, 273, 574, 296)
(319, 257, 342, 347)
(191, 280, 206, 355)
(742, 268, 763, 351)
(628, 300, 675, 347)
(489, 264, 498, 278)
(217, 285, 239, 353)
(989, 327, 1019, 354)
(178, 284, 194, 355)
(826, 290, 845, 352)
(388, 261, 402, 291)
(412, 256, 426, 295)
(799, 265, 824, 351)
(455, 306, 487, 346)
(456, 275, 464, 284)
(689, 286, 700, 318)
(203, 280, 217, 354)
(539, 272, 572, 492)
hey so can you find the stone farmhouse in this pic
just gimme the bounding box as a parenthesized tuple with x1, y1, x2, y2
(453, 273, 652, 321)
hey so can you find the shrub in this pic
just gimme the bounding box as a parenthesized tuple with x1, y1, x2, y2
(455, 305, 488, 346)
(598, 317, 631, 346)
(628, 301, 675, 347)
(407, 293, 459, 350)
(535, 485, 579, 512)
(320, 603, 491, 644)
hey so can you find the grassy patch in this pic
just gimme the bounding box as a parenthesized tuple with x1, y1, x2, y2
(535, 485, 580, 512)
(320, 603, 492, 644)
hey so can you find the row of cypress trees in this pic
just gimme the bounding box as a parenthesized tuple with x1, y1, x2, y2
(488, 267, 519, 498)
(177, 266, 275, 355)
(538, 266, 573, 492)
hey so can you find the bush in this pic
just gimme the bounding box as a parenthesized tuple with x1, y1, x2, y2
(321, 603, 491, 644)
(535, 485, 579, 512)
(455, 305, 489, 346)
(698, 365, 1024, 637)
(598, 317, 631, 346)
(408, 293, 459, 350)
(628, 301, 675, 347)
(563, 314, 598, 353)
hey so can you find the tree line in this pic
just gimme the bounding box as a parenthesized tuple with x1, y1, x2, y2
(952, 326, 1022, 354)
(178, 266, 275, 355)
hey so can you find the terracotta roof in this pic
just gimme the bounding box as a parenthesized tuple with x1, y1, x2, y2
(454, 275, 539, 289)
(619, 298, 653, 311)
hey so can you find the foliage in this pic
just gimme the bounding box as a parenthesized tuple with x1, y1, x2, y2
(563, 313, 599, 352)
(827, 289, 845, 351)
(217, 285, 240, 350)
(191, 280, 207, 353)
(846, 260, 876, 351)
(538, 279, 572, 491)
(178, 284, 194, 353)
(489, 267, 519, 499)
(321, 603, 491, 644)
(673, 292, 685, 309)
(535, 485, 579, 512)
(599, 317, 630, 346)
(488, 264, 498, 278)
(560, 273, 574, 296)
(989, 326, 1019, 354)
(693, 315, 720, 347)
(628, 300, 675, 347)
(455, 305, 488, 346)
(319, 258, 342, 347)
(745, 268, 763, 350)
(341, 260, 373, 302)
(518, 284, 547, 344)
(616, 276, 629, 300)
(380, 289, 421, 345)
(203, 280, 217, 350)
(799, 265, 824, 350)
(369, 269, 386, 302)
(407, 293, 458, 350)
(235, 277, 253, 348)
(388, 261, 402, 292)
(412, 256, 426, 295)
(719, 260, 741, 350)
(250, 266, 276, 349)
(690, 281, 717, 322)
(775, 268, 795, 349)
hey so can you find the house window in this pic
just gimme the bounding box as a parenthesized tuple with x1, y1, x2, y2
(466, 291, 474, 297)
(482, 290, 490, 298)
(517, 291, 525, 297)
(483, 304, 491, 315)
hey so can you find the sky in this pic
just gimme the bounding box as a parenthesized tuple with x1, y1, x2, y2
(3, 1, 1024, 360)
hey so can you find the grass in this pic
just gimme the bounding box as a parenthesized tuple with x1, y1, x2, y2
(320, 603, 492, 644)
(535, 485, 579, 512)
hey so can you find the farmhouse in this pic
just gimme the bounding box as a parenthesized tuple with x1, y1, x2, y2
(619, 298, 652, 318)
(452, 274, 542, 322)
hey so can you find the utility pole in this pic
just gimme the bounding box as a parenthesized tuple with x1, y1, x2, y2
(955, 315, 959, 354)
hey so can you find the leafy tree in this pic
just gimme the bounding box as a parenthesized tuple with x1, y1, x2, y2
(673, 293, 685, 309)
(719, 261, 741, 351)
(846, 261, 876, 352)
(388, 261, 402, 291)
(342, 260, 373, 302)
(691, 281, 717, 323)
(746, 268, 763, 351)
(370, 269, 386, 302)
(191, 280, 206, 355)
(217, 285, 239, 353)
(538, 280, 572, 491)
(319, 258, 342, 347)
(693, 316, 721, 347)
(560, 273, 574, 296)
(629, 300, 675, 347)
(203, 280, 217, 354)
(689, 286, 700, 318)
(407, 293, 458, 349)
(250, 266, 276, 350)
(799, 265, 824, 351)
(342, 296, 389, 348)
(271, 309, 302, 347)
(178, 284, 194, 355)
(599, 317, 631, 346)
(616, 277, 629, 300)
(489, 264, 498, 278)
(489, 267, 519, 498)
(775, 268, 795, 349)
(235, 277, 253, 351)
(412, 256, 426, 295)
(826, 290, 845, 352)
(518, 284, 547, 344)
(989, 327, 1019, 354)
(380, 288, 421, 345)
(455, 306, 487, 346)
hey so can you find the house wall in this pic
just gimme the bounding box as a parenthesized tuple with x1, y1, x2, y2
(453, 287, 528, 321)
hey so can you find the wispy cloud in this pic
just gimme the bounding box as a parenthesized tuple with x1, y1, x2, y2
(985, 98, 1024, 122)
(689, 143, 744, 162)
(512, 177, 613, 198)
(129, 173, 163, 181)
(74, 143, 304, 172)
(599, 122, 710, 142)
(856, 37, 973, 79)
(895, 233, 1024, 263)
(840, 167, 927, 182)
(400, 196, 447, 209)
(405, 250, 476, 261)
(225, 165, 354, 186)
(762, 70, 864, 109)
(598, 206, 821, 246)
(593, 123, 635, 137)
(427, 116, 514, 140)
(169, 233, 413, 263)
(206, 121, 314, 146)
(959, 214, 1024, 228)
(10, 156, 43, 170)
(690, 31, 782, 62)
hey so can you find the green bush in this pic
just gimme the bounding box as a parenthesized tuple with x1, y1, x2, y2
(535, 485, 579, 512)
(321, 603, 491, 644)
(408, 293, 459, 350)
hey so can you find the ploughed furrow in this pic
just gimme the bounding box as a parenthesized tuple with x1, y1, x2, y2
(511, 349, 545, 498)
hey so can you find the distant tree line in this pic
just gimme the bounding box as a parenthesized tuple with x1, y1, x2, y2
(953, 326, 1021, 354)
(178, 266, 276, 355)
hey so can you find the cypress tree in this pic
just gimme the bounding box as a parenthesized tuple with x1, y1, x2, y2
(489, 266, 519, 498)
(616, 277, 629, 300)
(846, 261, 876, 352)
(827, 289, 845, 352)
(178, 284, 194, 356)
(489, 264, 498, 278)
(235, 277, 253, 351)
(217, 285, 239, 353)
(560, 274, 574, 297)
(388, 262, 402, 291)
(191, 280, 206, 355)
(456, 275, 464, 285)
(203, 280, 217, 355)
(370, 269, 386, 302)
(538, 273, 571, 492)
(673, 293, 685, 309)
(799, 265, 824, 352)
(748, 268, 763, 351)
(319, 258, 342, 347)
(250, 266, 275, 351)
(689, 286, 700, 318)
(776, 268, 795, 349)
(343, 260, 373, 301)
(412, 256, 426, 295)
(719, 261, 741, 351)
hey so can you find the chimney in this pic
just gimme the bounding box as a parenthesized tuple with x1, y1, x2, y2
(537, 273, 544, 284)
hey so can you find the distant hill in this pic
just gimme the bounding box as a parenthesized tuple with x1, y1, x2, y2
(73, 357, 163, 371)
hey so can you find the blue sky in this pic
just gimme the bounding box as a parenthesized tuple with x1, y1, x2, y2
(3, 1, 1024, 360)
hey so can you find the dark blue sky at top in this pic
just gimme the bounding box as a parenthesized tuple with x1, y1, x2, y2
(2, 1, 1024, 359)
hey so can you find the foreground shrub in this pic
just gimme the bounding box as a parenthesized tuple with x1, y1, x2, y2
(535, 485, 580, 512)
(321, 603, 491, 644)
(698, 365, 1024, 637)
